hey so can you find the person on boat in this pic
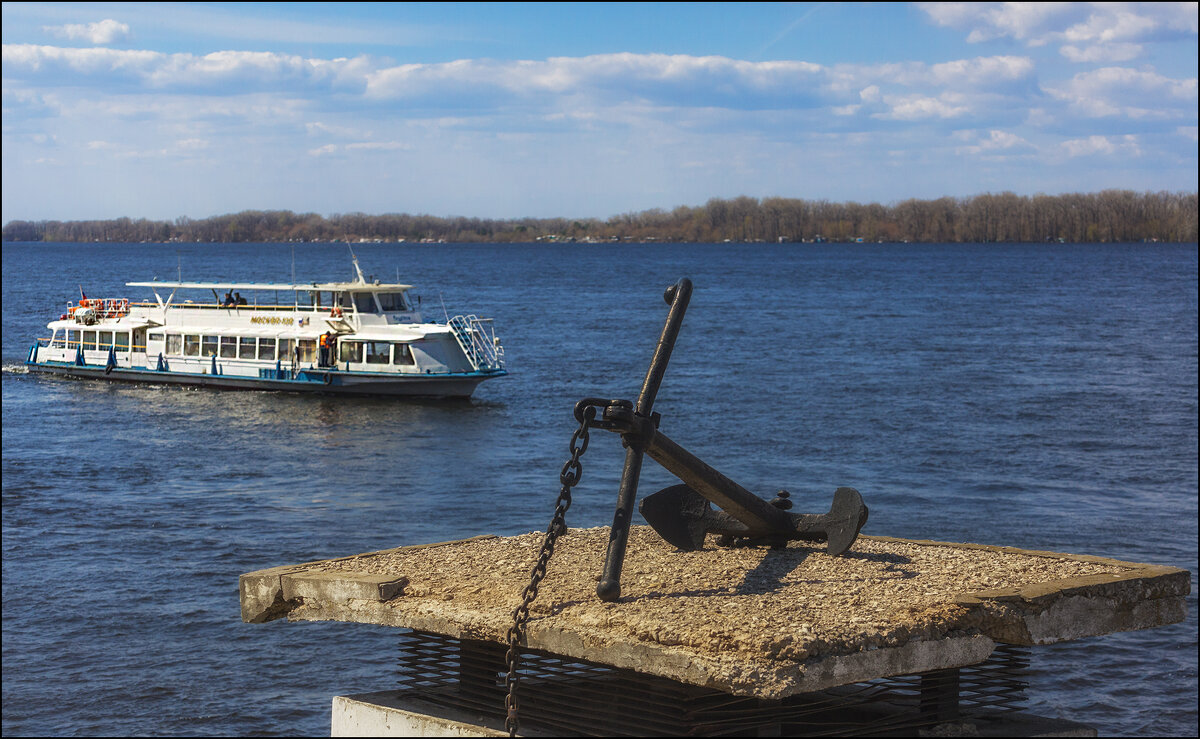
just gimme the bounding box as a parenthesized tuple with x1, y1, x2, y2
(222, 291, 234, 307)
(234, 292, 247, 306)
(319, 332, 331, 366)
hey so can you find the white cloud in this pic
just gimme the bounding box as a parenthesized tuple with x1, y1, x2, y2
(920, 2, 1199, 62)
(1060, 134, 1141, 157)
(43, 19, 131, 45)
(828, 56, 1036, 106)
(345, 141, 411, 151)
(1048, 66, 1198, 118)
(3, 43, 1045, 126)
(919, 3, 1086, 45)
(957, 129, 1034, 154)
(879, 94, 970, 120)
(1, 45, 370, 92)
(1059, 43, 1143, 62)
(364, 53, 829, 109)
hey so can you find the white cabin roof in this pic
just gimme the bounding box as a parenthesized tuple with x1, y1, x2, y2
(126, 281, 414, 292)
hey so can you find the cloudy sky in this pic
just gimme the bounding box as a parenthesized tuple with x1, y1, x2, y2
(2, 2, 1196, 222)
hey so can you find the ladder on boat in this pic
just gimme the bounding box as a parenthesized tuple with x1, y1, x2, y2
(449, 315, 505, 372)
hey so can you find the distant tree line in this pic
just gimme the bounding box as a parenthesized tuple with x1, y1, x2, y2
(4, 190, 1196, 244)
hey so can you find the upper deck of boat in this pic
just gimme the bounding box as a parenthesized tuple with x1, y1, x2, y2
(116, 279, 426, 321)
(127, 280, 415, 293)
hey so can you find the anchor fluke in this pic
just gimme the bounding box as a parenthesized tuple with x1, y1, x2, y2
(639, 484, 713, 550)
(821, 487, 870, 556)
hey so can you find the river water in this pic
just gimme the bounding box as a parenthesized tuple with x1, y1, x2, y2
(2, 242, 1196, 736)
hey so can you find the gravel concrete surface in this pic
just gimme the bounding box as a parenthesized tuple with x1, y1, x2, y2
(314, 526, 1131, 663)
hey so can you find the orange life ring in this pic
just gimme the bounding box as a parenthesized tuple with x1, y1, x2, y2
(331, 307, 344, 318)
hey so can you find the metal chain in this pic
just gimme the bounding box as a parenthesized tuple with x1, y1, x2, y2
(504, 406, 595, 737)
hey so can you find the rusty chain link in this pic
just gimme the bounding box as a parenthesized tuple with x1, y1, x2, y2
(503, 403, 598, 737)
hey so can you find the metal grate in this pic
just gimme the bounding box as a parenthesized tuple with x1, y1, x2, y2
(396, 631, 1029, 736)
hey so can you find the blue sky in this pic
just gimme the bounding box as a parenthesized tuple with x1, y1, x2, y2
(2, 2, 1197, 222)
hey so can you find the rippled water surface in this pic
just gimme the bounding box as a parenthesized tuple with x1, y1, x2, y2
(3, 242, 1196, 736)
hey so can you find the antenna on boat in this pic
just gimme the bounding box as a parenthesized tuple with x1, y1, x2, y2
(177, 251, 182, 283)
(291, 246, 296, 284)
(347, 245, 366, 284)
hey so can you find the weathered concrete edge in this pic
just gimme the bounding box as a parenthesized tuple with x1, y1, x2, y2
(861, 536, 1191, 645)
(861, 534, 1183, 571)
(238, 535, 497, 623)
(521, 624, 996, 699)
(282, 595, 998, 698)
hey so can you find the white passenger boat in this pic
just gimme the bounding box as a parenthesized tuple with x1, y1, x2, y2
(25, 263, 507, 398)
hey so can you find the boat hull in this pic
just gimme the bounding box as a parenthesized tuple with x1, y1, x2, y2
(25, 360, 501, 398)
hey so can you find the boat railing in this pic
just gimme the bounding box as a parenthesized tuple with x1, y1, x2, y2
(72, 298, 131, 319)
(164, 302, 346, 314)
(448, 315, 505, 372)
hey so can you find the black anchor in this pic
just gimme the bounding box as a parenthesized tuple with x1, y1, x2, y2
(582, 278, 869, 602)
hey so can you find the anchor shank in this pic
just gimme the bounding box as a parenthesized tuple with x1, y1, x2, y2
(645, 431, 794, 537)
(635, 278, 692, 417)
(597, 445, 647, 601)
(597, 278, 693, 602)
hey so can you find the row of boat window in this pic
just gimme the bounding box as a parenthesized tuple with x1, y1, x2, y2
(160, 334, 303, 361)
(52, 330, 130, 351)
(151, 333, 416, 366)
(53, 329, 418, 366)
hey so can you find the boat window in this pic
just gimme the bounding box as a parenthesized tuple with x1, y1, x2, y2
(116, 332, 130, 352)
(149, 333, 163, 343)
(353, 292, 377, 313)
(297, 339, 316, 363)
(184, 335, 200, 356)
(337, 292, 353, 308)
(340, 341, 363, 363)
(393, 343, 415, 365)
(257, 338, 276, 361)
(279, 338, 294, 360)
(220, 336, 237, 358)
(167, 334, 183, 355)
(239, 337, 256, 359)
(378, 292, 408, 312)
(50, 330, 64, 348)
(68, 330, 81, 348)
(202, 336, 218, 357)
(365, 341, 390, 364)
(83, 331, 97, 350)
(98, 331, 114, 350)
(296, 291, 314, 311)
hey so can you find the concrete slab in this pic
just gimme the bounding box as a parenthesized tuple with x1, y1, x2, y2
(240, 526, 1188, 699)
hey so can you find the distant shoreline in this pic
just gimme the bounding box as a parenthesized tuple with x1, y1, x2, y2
(4, 191, 1196, 244)
(2, 238, 1195, 246)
